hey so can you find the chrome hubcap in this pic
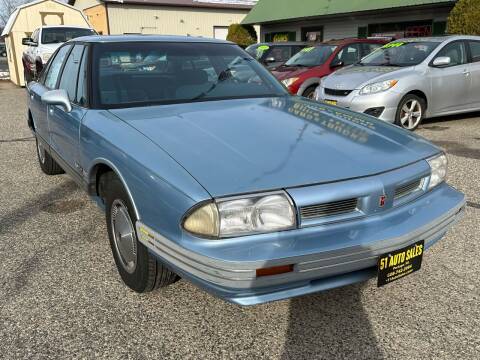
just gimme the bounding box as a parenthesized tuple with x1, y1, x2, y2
(37, 140, 46, 164)
(400, 100, 422, 129)
(111, 199, 137, 274)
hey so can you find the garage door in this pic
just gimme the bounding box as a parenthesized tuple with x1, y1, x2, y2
(213, 26, 229, 40)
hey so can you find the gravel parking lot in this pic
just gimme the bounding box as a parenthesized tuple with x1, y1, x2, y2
(0, 80, 478, 359)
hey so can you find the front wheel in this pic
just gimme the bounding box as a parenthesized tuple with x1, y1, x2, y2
(103, 172, 179, 292)
(302, 85, 317, 100)
(395, 94, 426, 131)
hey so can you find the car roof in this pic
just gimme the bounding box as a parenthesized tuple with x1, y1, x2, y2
(253, 42, 309, 46)
(321, 38, 386, 46)
(72, 34, 234, 44)
(393, 35, 480, 43)
(41, 25, 93, 29)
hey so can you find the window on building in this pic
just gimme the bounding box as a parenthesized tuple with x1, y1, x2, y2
(264, 32, 296, 42)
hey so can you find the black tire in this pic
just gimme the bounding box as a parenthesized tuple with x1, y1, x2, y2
(394, 94, 426, 131)
(302, 85, 317, 99)
(35, 136, 64, 175)
(102, 172, 179, 293)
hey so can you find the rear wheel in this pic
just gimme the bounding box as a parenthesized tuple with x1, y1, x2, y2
(35, 136, 64, 175)
(103, 172, 179, 292)
(395, 94, 425, 131)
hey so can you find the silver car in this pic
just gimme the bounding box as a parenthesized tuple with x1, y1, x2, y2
(314, 36, 480, 130)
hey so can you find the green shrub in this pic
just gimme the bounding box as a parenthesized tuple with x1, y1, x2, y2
(226, 24, 257, 48)
(447, 0, 480, 35)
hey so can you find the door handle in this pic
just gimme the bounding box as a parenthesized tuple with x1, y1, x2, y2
(30, 94, 34, 99)
(463, 69, 470, 77)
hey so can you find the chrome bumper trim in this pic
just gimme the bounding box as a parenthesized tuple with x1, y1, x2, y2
(136, 200, 465, 290)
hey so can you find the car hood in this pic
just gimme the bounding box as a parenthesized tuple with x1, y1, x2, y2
(39, 43, 62, 53)
(271, 66, 312, 80)
(323, 65, 413, 90)
(109, 97, 439, 197)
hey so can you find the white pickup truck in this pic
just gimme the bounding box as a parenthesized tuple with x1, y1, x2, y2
(22, 25, 95, 83)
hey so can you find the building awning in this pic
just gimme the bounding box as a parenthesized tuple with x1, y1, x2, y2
(242, 0, 455, 25)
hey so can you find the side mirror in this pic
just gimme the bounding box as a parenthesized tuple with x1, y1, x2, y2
(41, 89, 72, 112)
(330, 60, 344, 69)
(22, 37, 33, 45)
(264, 56, 276, 64)
(432, 56, 451, 67)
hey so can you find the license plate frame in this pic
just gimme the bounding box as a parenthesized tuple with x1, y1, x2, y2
(377, 240, 424, 287)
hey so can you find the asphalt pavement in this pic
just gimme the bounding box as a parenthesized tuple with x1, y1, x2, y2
(0, 80, 478, 359)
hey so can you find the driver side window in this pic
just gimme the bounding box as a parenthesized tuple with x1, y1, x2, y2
(44, 45, 71, 89)
(334, 44, 361, 66)
(435, 41, 467, 67)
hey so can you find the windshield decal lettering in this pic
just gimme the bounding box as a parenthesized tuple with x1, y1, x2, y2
(382, 42, 405, 49)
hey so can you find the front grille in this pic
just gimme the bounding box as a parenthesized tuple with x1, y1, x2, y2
(394, 179, 422, 200)
(324, 88, 353, 97)
(300, 198, 358, 220)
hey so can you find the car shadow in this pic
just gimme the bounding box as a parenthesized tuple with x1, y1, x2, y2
(421, 110, 480, 126)
(280, 283, 384, 360)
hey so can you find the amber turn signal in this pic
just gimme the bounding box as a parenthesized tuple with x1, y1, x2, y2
(256, 264, 294, 277)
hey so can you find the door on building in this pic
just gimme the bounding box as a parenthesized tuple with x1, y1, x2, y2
(213, 26, 229, 40)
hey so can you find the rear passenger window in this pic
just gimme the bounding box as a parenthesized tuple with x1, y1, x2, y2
(44, 45, 71, 89)
(58, 45, 85, 102)
(468, 41, 480, 63)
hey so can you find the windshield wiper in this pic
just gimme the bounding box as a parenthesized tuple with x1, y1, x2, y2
(189, 68, 233, 101)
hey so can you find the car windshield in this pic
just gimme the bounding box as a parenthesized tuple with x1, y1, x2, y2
(42, 27, 96, 44)
(285, 45, 337, 67)
(245, 44, 269, 60)
(93, 42, 287, 108)
(359, 41, 440, 67)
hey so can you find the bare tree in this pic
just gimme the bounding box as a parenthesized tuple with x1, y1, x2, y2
(0, 0, 30, 27)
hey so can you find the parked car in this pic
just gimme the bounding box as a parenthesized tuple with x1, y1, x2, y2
(0, 43, 6, 57)
(27, 35, 465, 306)
(246, 42, 308, 69)
(22, 25, 96, 82)
(315, 35, 480, 130)
(271, 38, 387, 98)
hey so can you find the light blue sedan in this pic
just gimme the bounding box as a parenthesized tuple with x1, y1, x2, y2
(27, 35, 465, 305)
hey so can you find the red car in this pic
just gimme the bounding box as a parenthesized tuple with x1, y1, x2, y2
(271, 38, 387, 98)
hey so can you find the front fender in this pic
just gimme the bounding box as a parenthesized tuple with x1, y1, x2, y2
(81, 110, 212, 241)
(297, 77, 322, 96)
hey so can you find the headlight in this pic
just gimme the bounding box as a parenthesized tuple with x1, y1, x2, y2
(281, 77, 299, 88)
(183, 191, 296, 238)
(427, 153, 448, 190)
(360, 80, 398, 95)
(41, 53, 52, 64)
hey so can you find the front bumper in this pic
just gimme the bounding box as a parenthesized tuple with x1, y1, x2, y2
(137, 183, 465, 305)
(315, 86, 403, 123)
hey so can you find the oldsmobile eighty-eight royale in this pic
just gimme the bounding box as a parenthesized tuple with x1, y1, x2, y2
(27, 36, 465, 305)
